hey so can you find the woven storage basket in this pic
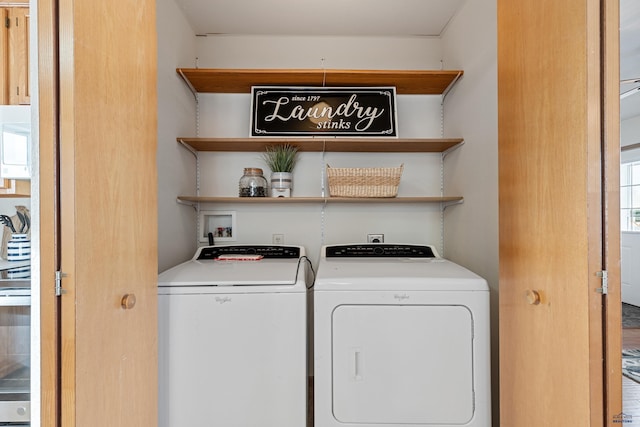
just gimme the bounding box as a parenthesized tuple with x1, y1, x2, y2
(326, 164, 403, 198)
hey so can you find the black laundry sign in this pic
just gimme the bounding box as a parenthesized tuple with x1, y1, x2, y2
(251, 87, 397, 137)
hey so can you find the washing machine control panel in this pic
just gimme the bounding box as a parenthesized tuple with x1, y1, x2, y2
(326, 244, 436, 258)
(197, 245, 301, 260)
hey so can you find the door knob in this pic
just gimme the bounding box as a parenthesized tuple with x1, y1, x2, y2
(525, 290, 541, 305)
(121, 293, 136, 309)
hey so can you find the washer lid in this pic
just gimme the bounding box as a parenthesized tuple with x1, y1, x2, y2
(158, 245, 306, 288)
(314, 257, 487, 291)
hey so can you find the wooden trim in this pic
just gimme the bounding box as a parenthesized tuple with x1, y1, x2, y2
(586, 0, 605, 422)
(176, 68, 464, 95)
(177, 137, 464, 153)
(37, 0, 59, 425)
(603, 0, 622, 424)
(58, 0, 76, 421)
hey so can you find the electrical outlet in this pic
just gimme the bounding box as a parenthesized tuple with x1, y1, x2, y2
(272, 234, 285, 244)
(367, 234, 384, 243)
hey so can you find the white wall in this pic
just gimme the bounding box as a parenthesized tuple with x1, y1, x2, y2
(622, 115, 640, 148)
(195, 35, 443, 69)
(191, 35, 454, 265)
(441, 0, 498, 423)
(621, 115, 640, 305)
(156, 0, 198, 272)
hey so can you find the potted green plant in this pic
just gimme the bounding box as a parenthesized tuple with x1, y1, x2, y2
(262, 143, 299, 197)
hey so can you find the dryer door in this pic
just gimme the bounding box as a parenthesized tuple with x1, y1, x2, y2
(332, 304, 474, 424)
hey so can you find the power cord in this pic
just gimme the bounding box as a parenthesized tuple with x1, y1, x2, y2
(297, 255, 316, 290)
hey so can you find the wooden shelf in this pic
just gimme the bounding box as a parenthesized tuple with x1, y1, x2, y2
(176, 68, 463, 95)
(177, 137, 464, 153)
(178, 196, 463, 204)
(175, 68, 466, 208)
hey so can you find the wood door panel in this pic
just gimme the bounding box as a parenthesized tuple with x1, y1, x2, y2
(58, 0, 158, 425)
(498, 0, 605, 425)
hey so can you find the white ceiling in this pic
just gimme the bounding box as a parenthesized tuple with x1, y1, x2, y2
(174, 0, 466, 36)
(175, 0, 640, 119)
(620, 0, 640, 120)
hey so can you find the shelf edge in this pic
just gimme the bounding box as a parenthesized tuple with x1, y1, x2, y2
(177, 196, 464, 204)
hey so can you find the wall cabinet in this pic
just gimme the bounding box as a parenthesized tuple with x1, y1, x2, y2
(0, 178, 29, 197)
(0, 6, 29, 105)
(0, 4, 31, 197)
(176, 68, 464, 205)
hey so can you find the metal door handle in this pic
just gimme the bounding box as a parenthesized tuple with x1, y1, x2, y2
(121, 293, 136, 309)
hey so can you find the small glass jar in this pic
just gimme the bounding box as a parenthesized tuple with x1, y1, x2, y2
(239, 167, 267, 197)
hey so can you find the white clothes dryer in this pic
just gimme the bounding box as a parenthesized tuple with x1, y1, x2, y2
(158, 245, 310, 427)
(314, 244, 491, 427)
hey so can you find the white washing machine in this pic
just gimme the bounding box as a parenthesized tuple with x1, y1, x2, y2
(314, 244, 491, 427)
(158, 245, 310, 427)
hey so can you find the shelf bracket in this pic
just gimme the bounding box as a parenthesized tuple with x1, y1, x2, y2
(442, 140, 465, 159)
(441, 71, 463, 104)
(177, 139, 199, 158)
(442, 199, 464, 210)
(178, 68, 199, 101)
(176, 198, 198, 210)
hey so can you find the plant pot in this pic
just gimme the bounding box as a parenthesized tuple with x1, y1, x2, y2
(270, 172, 293, 197)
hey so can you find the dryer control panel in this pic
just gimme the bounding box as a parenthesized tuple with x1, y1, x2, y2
(197, 245, 301, 260)
(326, 244, 436, 258)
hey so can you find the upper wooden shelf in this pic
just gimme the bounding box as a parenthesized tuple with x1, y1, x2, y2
(177, 196, 463, 204)
(177, 137, 464, 153)
(176, 68, 464, 95)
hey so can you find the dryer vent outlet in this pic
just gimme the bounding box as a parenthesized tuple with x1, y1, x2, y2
(367, 234, 384, 243)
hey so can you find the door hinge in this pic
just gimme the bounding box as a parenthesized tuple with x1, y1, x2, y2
(55, 271, 67, 296)
(596, 270, 608, 295)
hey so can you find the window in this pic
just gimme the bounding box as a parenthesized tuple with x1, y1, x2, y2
(621, 160, 640, 231)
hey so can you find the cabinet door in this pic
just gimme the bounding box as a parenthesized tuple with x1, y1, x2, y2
(0, 6, 29, 105)
(0, 8, 8, 104)
(7, 7, 28, 105)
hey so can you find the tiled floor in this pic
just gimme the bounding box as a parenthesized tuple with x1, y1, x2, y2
(623, 328, 640, 425)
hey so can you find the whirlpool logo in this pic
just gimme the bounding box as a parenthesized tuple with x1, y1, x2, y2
(394, 294, 410, 301)
(215, 296, 232, 304)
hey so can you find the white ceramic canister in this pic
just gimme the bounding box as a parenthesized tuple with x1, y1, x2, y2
(7, 233, 30, 261)
(270, 172, 292, 197)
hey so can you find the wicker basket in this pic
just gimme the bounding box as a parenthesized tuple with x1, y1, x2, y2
(326, 164, 403, 198)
